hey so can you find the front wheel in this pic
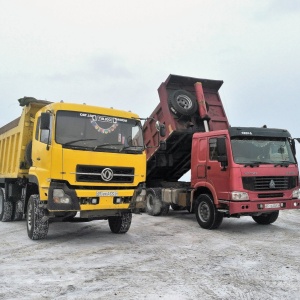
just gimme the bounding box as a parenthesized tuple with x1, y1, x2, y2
(252, 211, 279, 225)
(26, 195, 49, 240)
(108, 212, 132, 234)
(195, 194, 223, 229)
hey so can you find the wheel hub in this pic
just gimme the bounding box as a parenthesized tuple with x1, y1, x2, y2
(176, 95, 193, 109)
(199, 202, 210, 222)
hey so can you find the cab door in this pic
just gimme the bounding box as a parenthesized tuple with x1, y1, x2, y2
(206, 137, 230, 201)
(31, 115, 53, 200)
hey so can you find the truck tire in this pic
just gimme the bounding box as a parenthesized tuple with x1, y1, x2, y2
(26, 194, 49, 240)
(25, 141, 33, 167)
(108, 212, 132, 234)
(168, 89, 198, 117)
(146, 189, 169, 216)
(13, 200, 24, 221)
(252, 211, 279, 225)
(195, 194, 223, 229)
(0, 189, 13, 222)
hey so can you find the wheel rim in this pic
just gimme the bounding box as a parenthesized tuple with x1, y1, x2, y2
(198, 202, 210, 222)
(27, 201, 33, 231)
(176, 95, 193, 110)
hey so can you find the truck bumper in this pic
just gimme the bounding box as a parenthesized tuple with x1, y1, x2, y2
(223, 199, 300, 215)
(47, 182, 137, 212)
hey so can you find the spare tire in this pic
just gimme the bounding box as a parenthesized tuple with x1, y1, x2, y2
(168, 89, 198, 117)
(25, 141, 33, 167)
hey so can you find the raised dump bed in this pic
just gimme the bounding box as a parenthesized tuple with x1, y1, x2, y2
(143, 74, 229, 184)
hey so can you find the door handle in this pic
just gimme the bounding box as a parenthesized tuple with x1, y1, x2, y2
(37, 157, 41, 161)
(207, 166, 211, 170)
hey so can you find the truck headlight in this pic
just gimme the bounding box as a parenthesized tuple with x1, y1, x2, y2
(231, 191, 249, 201)
(292, 189, 300, 199)
(53, 189, 71, 204)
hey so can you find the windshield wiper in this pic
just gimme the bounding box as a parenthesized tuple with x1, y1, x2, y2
(243, 161, 274, 167)
(244, 161, 261, 167)
(274, 161, 292, 167)
(118, 145, 144, 153)
(93, 143, 123, 151)
(64, 138, 97, 145)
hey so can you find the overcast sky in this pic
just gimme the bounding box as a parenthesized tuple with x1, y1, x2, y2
(1, 0, 300, 156)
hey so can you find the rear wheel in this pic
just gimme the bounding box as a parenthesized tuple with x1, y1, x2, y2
(252, 211, 279, 225)
(195, 194, 223, 229)
(0, 189, 13, 222)
(26, 194, 49, 240)
(108, 212, 132, 233)
(146, 189, 169, 216)
(13, 200, 24, 221)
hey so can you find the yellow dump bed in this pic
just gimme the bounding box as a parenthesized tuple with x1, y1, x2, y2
(0, 98, 51, 179)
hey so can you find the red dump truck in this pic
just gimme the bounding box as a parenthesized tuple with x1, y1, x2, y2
(142, 74, 300, 229)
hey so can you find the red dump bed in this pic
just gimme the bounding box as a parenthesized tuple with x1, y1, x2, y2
(143, 74, 229, 183)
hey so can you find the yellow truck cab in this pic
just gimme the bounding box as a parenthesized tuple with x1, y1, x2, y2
(0, 97, 146, 239)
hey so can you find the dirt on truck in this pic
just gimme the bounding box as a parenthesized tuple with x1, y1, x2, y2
(142, 74, 300, 228)
(0, 97, 147, 239)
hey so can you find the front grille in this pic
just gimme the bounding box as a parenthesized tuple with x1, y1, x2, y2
(76, 165, 134, 183)
(258, 193, 284, 198)
(242, 176, 297, 191)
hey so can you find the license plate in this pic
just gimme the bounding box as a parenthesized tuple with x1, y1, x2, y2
(96, 191, 118, 197)
(265, 203, 280, 209)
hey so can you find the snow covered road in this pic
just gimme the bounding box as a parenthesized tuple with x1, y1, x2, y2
(1, 209, 300, 300)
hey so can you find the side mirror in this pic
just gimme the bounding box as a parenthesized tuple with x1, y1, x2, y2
(40, 113, 50, 130)
(155, 121, 166, 137)
(159, 124, 166, 137)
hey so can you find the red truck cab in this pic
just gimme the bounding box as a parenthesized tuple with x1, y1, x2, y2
(191, 127, 300, 228)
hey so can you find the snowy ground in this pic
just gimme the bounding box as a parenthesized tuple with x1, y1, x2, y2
(1, 209, 300, 300)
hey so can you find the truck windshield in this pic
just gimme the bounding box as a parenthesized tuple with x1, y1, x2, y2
(55, 111, 144, 153)
(231, 138, 296, 165)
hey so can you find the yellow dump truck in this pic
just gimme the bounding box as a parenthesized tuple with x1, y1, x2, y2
(0, 97, 146, 239)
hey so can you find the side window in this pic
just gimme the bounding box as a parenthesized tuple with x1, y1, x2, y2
(40, 128, 50, 144)
(209, 138, 218, 161)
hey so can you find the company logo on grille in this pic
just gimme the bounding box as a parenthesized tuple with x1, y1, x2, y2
(269, 179, 276, 189)
(101, 168, 114, 181)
